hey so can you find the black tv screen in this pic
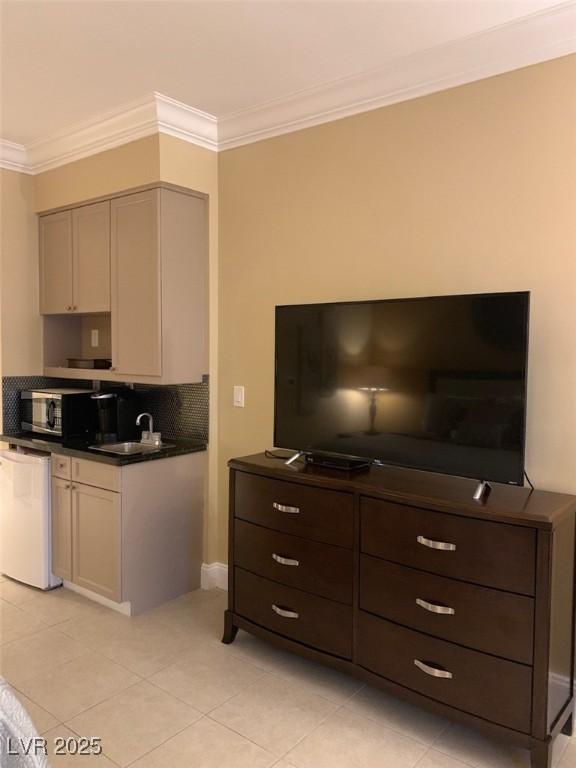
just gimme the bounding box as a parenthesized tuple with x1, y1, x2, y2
(274, 292, 529, 485)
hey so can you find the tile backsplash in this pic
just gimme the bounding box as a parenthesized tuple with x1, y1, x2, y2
(1, 376, 209, 443)
(134, 380, 209, 442)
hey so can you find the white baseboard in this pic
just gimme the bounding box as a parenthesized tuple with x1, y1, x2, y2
(201, 562, 228, 591)
(63, 580, 132, 615)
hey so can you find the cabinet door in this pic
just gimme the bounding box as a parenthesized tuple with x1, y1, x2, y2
(51, 477, 72, 580)
(72, 483, 121, 601)
(39, 211, 73, 314)
(111, 191, 161, 376)
(72, 201, 110, 312)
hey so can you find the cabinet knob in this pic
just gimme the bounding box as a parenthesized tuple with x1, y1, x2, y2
(65, 484, 70, 489)
(66, 306, 72, 311)
(110, 366, 117, 372)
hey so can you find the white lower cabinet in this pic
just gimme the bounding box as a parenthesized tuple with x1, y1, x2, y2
(51, 475, 120, 600)
(50, 451, 205, 613)
(72, 483, 121, 601)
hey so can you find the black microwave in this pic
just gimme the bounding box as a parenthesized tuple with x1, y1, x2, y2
(21, 389, 96, 439)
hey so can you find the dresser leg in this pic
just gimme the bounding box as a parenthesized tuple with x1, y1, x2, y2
(222, 609, 238, 644)
(530, 740, 552, 768)
(561, 712, 574, 736)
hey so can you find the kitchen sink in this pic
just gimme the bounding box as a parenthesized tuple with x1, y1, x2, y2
(89, 441, 173, 455)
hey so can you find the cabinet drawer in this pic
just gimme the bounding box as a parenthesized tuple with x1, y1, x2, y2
(358, 611, 532, 733)
(235, 519, 353, 604)
(51, 454, 71, 480)
(71, 458, 120, 492)
(235, 568, 352, 658)
(235, 472, 353, 548)
(360, 556, 534, 664)
(361, 497, 536, 595)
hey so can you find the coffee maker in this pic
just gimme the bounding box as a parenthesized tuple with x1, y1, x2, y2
(91, 389, 139, 443)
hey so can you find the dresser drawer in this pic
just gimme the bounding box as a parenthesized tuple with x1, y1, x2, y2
(235, 519, 353, 604)
(51, 454, 71, 480)
(358, 611, 532, 733)
(235, 567, 352, 658)
(361, 497, 536, 595)
(360, 556, 534, 664)
(71, 458, 120, 492)
(234, 472, 353, 548)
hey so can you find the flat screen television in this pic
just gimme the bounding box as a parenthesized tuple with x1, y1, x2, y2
(274, 291, 529, 485)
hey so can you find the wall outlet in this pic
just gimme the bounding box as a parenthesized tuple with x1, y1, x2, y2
(233, 385, 245, 408)
(91, 329, 99, 348)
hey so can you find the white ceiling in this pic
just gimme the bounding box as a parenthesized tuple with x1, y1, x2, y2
(0, 0, 570, 146)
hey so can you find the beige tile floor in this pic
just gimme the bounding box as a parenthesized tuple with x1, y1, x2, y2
(0, 574, 573, 768)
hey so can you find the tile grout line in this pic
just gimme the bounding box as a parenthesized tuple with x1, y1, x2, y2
(199, 667, 343, 762)
(277, 692, 354, 763)
(144, 661, 270, 714)
(337, 690, 452, 750)
(120, 714, 235, 768)
(412, 745, 434, 768)
(63, 678, 201, 768)
(6, 640, 147, 721)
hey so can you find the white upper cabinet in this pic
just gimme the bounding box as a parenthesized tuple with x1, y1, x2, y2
(72, 201, 111, 313)
(39, 210, 73, 314)
(40, 201, 111, 315)
(41, 185, 208, 385)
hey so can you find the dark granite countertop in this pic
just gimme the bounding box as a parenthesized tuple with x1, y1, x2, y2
(0, 433, 206, 466)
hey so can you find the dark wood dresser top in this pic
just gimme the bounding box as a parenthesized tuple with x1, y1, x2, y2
(228, 453, 576, 530)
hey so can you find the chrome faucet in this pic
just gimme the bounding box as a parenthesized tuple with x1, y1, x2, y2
(136, 412, 161, 446)
(136, 412, 154, 434)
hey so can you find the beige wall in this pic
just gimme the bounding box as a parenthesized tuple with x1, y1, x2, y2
(217, 55, 576, 563)
(0, 170, 41, 399)
(34, 135, 160, 212)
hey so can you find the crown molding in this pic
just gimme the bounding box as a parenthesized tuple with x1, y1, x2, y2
(25, 95, 159, 173)
(1, 2, 575, 173)
(0, 140, 32, 173)
(0, 93, 218, 175)
(155, 93, 218, 151)
(217, 2, 576, 149)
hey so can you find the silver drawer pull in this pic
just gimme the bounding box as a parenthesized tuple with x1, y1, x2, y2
(272, 553, 300, 567)
(272, 604, 299, 619)
(414, 659, 453, 679)
(417, 535, 456, 552)
(416, 598, 455, 616)
(273, 502, 300, 514)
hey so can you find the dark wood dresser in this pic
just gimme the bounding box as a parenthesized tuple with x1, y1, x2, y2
(223, 453, 576, 768)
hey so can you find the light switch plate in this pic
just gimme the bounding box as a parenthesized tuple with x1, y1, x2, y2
(233, 385, 245, 407)
(91, 329, 99, 347)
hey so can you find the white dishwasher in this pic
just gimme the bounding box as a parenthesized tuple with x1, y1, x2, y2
(0, 449, 61, 589)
